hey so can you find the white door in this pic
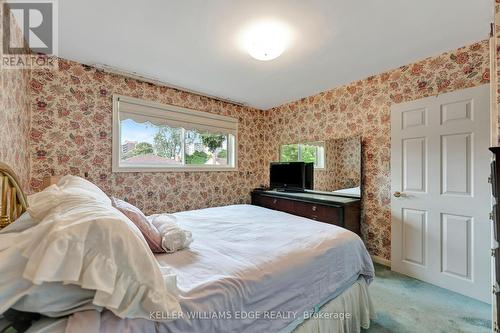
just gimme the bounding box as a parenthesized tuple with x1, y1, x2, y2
(391, 85, 491, 303)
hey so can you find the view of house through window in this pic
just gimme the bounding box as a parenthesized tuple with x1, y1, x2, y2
(280, 142, 325, 168)
(113, 95, 238, 171)
(120, 119, 231, 168)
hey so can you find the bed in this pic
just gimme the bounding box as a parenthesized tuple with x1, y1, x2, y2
(0, 162, 375, 333)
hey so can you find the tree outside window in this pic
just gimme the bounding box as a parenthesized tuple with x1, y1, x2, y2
(279, 142, 325, 168)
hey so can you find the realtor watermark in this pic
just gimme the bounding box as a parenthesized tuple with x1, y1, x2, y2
(1, 0, 58, 69)
(149, 310, 352, 321)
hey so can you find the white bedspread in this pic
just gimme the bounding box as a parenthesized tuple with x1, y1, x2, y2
(77, 204, 374, 333)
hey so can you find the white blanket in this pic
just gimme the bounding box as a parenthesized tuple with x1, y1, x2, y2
(63, 205, 374, 333)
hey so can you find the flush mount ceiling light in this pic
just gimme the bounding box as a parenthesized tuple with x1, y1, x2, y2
(241, 21, 291, 61)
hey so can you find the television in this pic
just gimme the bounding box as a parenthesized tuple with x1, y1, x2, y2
(270, 162, 314, 191)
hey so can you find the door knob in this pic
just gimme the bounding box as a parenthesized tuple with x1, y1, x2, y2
(393, 191, 402, 198)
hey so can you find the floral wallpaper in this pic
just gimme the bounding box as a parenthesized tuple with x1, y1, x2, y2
(26, 40, 490, 260)
(495, 1, 500, 145)
(29, 59, 268, 214)
(328, 137, 361, 191)
(312, 146, 334, 192)
(312, 170, 327, 191)
(261, 41, 490, 260)
(0, 0, 32, 190)
(314, 137, 361, 192)
(0, 0, 493, 263)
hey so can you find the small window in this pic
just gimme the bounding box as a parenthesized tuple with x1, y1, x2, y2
(280, 142, 325, 169)
(113, 95, 237, 172)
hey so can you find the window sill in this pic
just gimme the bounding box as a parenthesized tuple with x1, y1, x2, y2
(112, 165, 238, 173)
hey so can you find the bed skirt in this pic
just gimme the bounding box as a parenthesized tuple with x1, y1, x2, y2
(289, 278, 374, 333)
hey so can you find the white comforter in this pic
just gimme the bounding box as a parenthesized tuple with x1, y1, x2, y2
(74, 204, 374, 333)
(0, 199, 180, 319)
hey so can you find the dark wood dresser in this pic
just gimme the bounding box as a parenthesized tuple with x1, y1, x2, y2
(490, 147, 500, 330)
(251, 190, 361, 235)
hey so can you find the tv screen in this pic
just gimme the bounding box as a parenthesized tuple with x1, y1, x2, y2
(270, 162, 313, 191)
(304, 162, 314, 190)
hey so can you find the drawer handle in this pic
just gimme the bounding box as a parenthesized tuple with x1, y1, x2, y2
(312, 206, 317, 212)
(273, 199, 277, 204)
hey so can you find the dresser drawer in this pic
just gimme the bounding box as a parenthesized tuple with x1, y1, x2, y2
(292, 201, 343, 226)
(252, 195, 293, 211)
(251, 191, 359, 234)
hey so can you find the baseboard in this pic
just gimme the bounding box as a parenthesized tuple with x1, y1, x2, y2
(371, 255, 391, 267)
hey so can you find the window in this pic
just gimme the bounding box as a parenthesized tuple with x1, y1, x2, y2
(113, 95, 238, 172)
(280, 142, 325, 169)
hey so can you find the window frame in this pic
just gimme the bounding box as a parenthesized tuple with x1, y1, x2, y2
(112, 95, 238, 172)
(279, 141, 326, 170)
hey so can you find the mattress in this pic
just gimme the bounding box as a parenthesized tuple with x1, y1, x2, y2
(29, 204, 375, 332)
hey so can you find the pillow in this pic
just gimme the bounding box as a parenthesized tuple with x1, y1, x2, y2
(149, 214, 193, 253)
(111, 197, 164, 253)
(57, 175, 110, 203)
(0, 197, 180, 319)
(27, 176, 111, 220)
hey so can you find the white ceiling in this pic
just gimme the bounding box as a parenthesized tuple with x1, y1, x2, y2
(59, 0, 492, 110)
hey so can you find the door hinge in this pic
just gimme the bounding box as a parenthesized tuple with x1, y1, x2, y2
(489, 175, 493, 184)
(493, 282, 500, 294)
(491, 211, 494, 220)
(492, 248, 497, 257)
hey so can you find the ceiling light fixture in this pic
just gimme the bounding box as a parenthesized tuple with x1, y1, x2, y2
(241, 21, 291, 61)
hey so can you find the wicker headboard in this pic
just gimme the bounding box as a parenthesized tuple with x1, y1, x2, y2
(0, 162, 28, 228)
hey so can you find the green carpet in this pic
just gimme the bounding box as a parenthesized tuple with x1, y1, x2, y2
(364, 264, 491, 333)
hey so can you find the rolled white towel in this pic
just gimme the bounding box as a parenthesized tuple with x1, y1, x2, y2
(147, 214, 193, 253)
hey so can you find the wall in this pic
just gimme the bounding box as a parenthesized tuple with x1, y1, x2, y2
(328, 137, 361, 191)
(26, 41, 490, 259)
(496, 1, 500, 144)
(262, 41, 490, 260)
(29, 59, 267, 214)
(314, 137, 361, 192)
(0, 1, 32, 190)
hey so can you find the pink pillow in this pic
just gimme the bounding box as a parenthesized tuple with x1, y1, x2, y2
(111, 197, 164, 253)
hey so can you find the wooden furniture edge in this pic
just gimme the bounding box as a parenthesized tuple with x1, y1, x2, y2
(251, 190, 361, 234)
